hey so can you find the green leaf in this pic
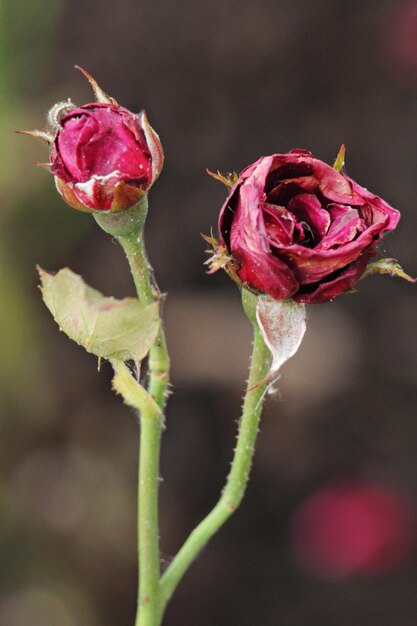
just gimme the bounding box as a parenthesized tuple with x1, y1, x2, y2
(38, 267, 160, 361)
(361, 258, 416, 283)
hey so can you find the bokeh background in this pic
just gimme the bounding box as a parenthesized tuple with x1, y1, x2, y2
(1, 1, 417, 625)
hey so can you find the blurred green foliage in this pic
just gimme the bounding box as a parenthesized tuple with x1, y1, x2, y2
(0, 0, 91, 421)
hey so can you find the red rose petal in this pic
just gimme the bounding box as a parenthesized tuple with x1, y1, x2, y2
(287, 193, 331, 243)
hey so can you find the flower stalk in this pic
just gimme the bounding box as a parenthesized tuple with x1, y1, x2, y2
(112, 360, 163, 626)
(97, 198, 169, 626)
(136, 400, 163, 626)
(117, 242, 168, 626)
(94, 198, 171, 413)
(116, 231, 170, 413)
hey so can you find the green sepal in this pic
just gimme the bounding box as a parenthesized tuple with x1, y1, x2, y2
(38, 266, 160, 361)
(333, 144, 346, 172)
(241, 288, 259, 324)
(361, 258, 416, 283)
(206, 169, 239, 189)
(93, 196, 148, 238)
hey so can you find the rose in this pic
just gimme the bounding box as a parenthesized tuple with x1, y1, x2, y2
(217, 150, 400, 303)
(290, 479, 414, 578)
(50, 103, 163, 213)
(18, 67, 164, 213)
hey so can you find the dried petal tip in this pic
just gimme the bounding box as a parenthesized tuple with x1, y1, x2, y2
(361, 258, 416, 283)
(15, 129, 53, 143)
(206, 169, 239, 189)
(333, 144, 346, 172)
(140, 110, 164, 184)
(74, 65, 117, 105)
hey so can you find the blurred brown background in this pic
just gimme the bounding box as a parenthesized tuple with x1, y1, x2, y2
(1, 1, 417, 625)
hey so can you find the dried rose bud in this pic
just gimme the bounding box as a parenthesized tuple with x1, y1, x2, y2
(19, 68, 163, 213)
(214, 149, 400, 303)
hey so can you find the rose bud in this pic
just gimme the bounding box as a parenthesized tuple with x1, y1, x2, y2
(18, 67, 163, 213)
(211, 149, 401, 303)
(290, 479, 415, 579)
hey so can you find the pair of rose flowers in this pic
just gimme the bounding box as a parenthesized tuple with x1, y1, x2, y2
(25, 68, 400, 304)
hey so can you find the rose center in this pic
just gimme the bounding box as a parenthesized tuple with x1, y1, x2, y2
(264, 192, 330, 250)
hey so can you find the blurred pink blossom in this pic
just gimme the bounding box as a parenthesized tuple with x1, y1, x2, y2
(387, 1, 417, 75)
(291, 479, 415, 579)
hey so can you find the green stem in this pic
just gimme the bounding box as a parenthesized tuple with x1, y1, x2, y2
(117, 231, 170, 413)
(112, 360, 163, 626)
(94, 198, 170, 411)
(96, 200, 170, 626)
(117, 234, 168, 625)
(159, 317, 270, 610)
(136, 402, 163, 626)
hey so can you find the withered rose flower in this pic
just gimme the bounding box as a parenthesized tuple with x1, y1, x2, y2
(51, 104, 163, 212)
(217, 150, 400, 303)
(19, 68, 163, 213)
